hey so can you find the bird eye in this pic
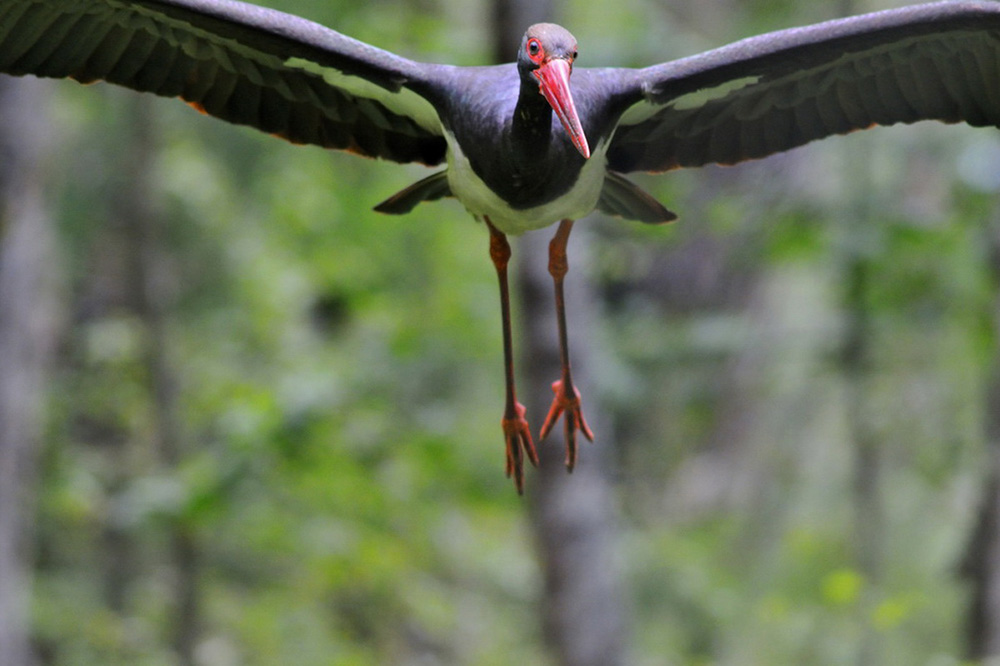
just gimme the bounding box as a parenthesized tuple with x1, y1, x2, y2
(572, 50, 578, 60)
(526, 38, 542, 60)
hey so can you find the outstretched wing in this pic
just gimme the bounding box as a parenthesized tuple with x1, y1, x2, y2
(607, 1, 1000, 173)
(0, 0, 448, 164)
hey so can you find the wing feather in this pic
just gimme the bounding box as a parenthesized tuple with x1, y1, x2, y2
(608, 1, 1000, 173)
(0, 0, 448, 165)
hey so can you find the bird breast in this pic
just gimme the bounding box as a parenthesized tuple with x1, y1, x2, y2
(444, 129, 607, 235)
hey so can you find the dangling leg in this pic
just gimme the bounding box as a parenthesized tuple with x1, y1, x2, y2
(539, 219, 594, 471)
(485, 216, 538, 493)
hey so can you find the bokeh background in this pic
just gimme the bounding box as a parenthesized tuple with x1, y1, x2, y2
(2, 0, 1000, 664)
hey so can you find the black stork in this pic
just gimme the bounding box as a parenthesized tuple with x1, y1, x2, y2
(2, 0, 1000, 492)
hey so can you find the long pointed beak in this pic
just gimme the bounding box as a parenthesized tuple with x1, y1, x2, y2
(533, 58, 590, 159)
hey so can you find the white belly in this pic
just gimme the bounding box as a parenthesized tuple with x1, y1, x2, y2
(444, 131, 607, 235)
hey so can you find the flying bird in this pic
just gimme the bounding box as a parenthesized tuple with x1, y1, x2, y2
(1, 0, 999, 492)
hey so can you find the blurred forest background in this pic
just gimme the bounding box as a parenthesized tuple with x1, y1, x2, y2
(2, 0, 1000, 664)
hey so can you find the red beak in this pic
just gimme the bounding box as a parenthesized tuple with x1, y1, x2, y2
(533, 58, 590, 159)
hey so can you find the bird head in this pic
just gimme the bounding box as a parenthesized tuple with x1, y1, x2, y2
(519, 23, 590, 159)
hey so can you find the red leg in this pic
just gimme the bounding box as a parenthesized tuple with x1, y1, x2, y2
(485, 217, 538, 493)
(538, 219, 594, 471)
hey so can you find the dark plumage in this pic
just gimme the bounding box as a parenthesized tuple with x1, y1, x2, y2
(2, 0, 999, 490)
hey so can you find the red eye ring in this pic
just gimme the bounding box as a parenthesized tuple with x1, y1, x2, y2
(526, 37, 543, 62)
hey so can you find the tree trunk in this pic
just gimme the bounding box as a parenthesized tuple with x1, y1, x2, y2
(0, 76, 60, 666)
(519, 233, 630, 666)
(118, 96, 199, 666)
(486, 1, 631, 662)
(961, 210, 1000, 660)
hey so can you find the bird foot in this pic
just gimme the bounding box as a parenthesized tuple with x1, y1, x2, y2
(539, 379, 594, 471)
(502, 401, 539, 494)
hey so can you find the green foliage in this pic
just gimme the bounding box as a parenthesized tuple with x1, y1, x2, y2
(23, 0, 999, 664)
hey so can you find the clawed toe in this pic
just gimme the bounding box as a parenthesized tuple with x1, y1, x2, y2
(501, 402, 539, 493)
(538, 379, 594, 471)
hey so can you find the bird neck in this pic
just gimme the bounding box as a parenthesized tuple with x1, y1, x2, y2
(511, 81, 555, 158)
